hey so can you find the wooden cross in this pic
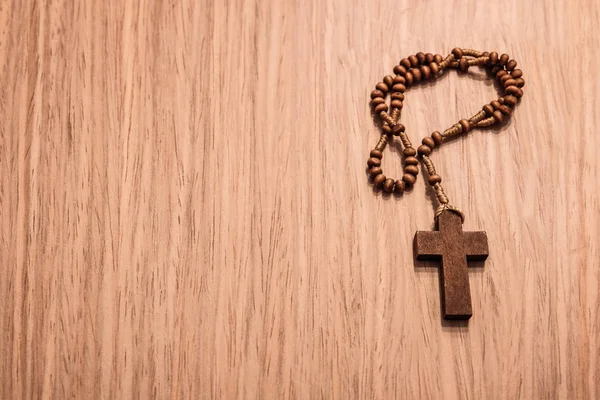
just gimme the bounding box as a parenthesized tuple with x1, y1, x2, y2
(414, 210, 489, 320)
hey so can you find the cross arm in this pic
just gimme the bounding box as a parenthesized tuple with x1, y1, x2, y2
(414, 231, 443, 260)
(463, 231, 489, 261)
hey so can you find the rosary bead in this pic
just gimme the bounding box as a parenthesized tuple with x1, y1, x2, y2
(429, 62, 440, 76)
(482, 51, 490, 58)
(488, 52, 499, 65)
(402, 173, 416, 186)
(499, 105, 512, 115)
(409, 55, 419, 67)
(434, 54, 443, 64)
(416, 52, 426, 64)
(369, 166, 383, 177)
(417, 145, 432, 156)
(392, 124, 405, 135)
(404, 156, 419, 165)
(400, 58, 412, 69)
(393, 64, 407, 76)
(483, 104, 494, 116)
(392, 83, 406, 92)
(383, 178, 395, 193)
(428, 174, 442, 185)
(491, 66, 502, 76)
(390, 99, 403, 109)
(376, 82, 389, 93)
(421, 65, 431, 79)
(503, 78, 518, 88)
(374, 103, 388, 113)
(370, 89, 384, 99)
(499, 54, 510, 66)
(367, 157, 381, 167)
(412, 68, 422, 82)
(492, 110, 504, 123)
(500, 74, 512, 85)
(506, 60, 517, 71)
(383, 75, 394, 87)
(371, 97, 385, 106)
(370, 149, 383, 159)
(394, 180, 405, 193)
(491, 100, 501, 110)
(373, 173, 386, 188)
(422, 136, 436, 149)
(452, 47, 463, 59)
(431, 131, 443, 145)
(503, 95, 517, 107)
(391, 92, 405, 101)
(511, 69, 523, 79)
(404, 165, 419, 175)
(405, 71, 414, 86)
(403, 147, 417, 157)
(382, 124, 392, 134)
(458, 58, 469, 72)
(393, 75, 406, 84)
(505, 86, 523, 98)
(459, 119, 471, 133)
(425, 53, 434, 64)
(496, 69, 508, 80)
(515, 78, 525, 87)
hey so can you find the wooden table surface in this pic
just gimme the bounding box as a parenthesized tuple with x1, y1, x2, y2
(1, 0, 598, 398)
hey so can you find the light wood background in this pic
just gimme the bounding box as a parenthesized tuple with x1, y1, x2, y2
(1, 0, 598, 398)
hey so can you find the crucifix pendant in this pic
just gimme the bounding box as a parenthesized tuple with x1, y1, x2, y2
(414, 210, 489, 320)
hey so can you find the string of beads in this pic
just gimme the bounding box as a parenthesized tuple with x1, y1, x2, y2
(367, 48, 524, 221)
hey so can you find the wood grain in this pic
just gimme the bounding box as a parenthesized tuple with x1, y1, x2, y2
(0, 0, 598, 398)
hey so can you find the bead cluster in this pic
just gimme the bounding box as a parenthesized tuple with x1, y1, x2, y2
(367, 47, 524, 217)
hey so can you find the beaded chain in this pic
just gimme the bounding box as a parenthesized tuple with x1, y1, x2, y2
(367, 47, 525, 222)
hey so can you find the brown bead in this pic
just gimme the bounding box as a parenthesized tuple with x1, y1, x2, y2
(431, 131, 443, 146)
(409, 55, 419, 67)
(503, 95, 518, 107)
(500, 74, 512, 84)
(499, 105, 512, 115)
(390, 99, 403, 109)
(496, 69, 508, 80)
(434, 54, 443, 64)
(402, 173, 416, 185)
(371, 97, 385, 106)
(515, 78, 525, 88)
(403, 147, 417, 157)
(492, 110, 504, 123)
(459, 119, 471, 133)
(370, 149, 383, 159)
(506, 59, 517, 71)
(383, 75, 394, 87)
(400, 58, 411, 69)
(376, 82, 388, 93)
(370, 89, 384, 99)
(425, 53, 434, 64)
(483, 104, 494, 116)
(369, 166, 383, 177)
(511, 69, 523, 79)
(499, 54, 509, 65)
(394, 180, 405, 194)
(488, 52, 498, 65)
(393, 65, 407, 76)
(422, 136, 436, 149)
(393, 75, 406, 84)
(412, 68, 422, 82)
(428, 174, 442, 185)
(482, 51, 490, 58)
(392, 83, 406, 92)
(382, 124, 392, 134)
(491, 100, 501, 110)
(452, 47, 463, 59)
(367, 157, 381, 167)
(373, 173, 386, 188)
(391, 124, 405, 136)
(383, 178, 395, 193)
(404, 165, 419, 176)
(391, 92, 405, 101)
(429, 62, 440, 76)
(404, 156, 419, 165)
(420, 65, 431, 79)
(505, 86, 523, 98)
(491, 66, 502, 75)
(405, 71, 414, 86)
(416, 52, 426, 64)
(417, 145, 432, 156)
(374, 103, 388, 113)
(504, 78, 518, 88)
(458, 58, 469, 72)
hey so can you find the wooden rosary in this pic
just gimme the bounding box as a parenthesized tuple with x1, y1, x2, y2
(367, 48, 524, 320)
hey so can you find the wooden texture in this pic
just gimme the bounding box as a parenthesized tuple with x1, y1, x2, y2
(415, 210, 489, 320)
(0, 0, 598, 398)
